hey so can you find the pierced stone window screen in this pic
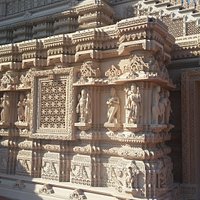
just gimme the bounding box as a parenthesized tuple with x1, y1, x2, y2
(34, 74, 73, 134)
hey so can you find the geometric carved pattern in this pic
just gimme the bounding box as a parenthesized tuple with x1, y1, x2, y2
(186, 21, 200, 35)
(162, 16, 184, 37)
(40, 78, 66, 129)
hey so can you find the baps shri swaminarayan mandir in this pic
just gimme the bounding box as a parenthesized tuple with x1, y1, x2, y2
(0, 0, 199, 199)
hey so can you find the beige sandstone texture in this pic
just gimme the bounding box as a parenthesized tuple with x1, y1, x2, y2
(0, 0, 199, 200)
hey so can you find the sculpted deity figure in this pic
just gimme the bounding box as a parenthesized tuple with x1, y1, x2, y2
(158, 91, 166, 124)
(0, 94, 10, 123)
(158, 90, 172, 124)
(125, 167, 138, 189)
(17, 94, 25, 122)
(24, 93, 31, 123)
(106, 88, 120, 124)
(152, 86, 161, 124)
(76, 89, 91, 123)
(125, 84, 141, 124)
(165, 91, 172, 124)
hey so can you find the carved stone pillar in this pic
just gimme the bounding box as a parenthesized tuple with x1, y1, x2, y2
(32, 139, 42, 177)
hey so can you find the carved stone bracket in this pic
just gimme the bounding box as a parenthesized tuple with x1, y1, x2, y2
(74, 122, 92, 131)
(123, 124, 143, 132)
(13, 180, 25, 190)
(39, 184, 54, 194)
(69, 189, 87, 200)
(104, 122, 121, 132)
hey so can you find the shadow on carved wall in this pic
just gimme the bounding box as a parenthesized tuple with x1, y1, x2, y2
(168, 43, 200, 199)
(0, 158, 44, 200)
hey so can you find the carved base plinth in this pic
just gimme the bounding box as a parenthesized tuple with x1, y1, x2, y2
(123, 123, 143, 132)
(164, 124, 175, 131)
(15, 121, 29, 129)
(18, 129, 30, 137)
(74, 122, 92, 131)
(150, 124, 168, 133)
(0, 122, 9, 128)
(104, 122, 121, 132)
(0, 128, 9, 136)
(125, 188, 145, 198)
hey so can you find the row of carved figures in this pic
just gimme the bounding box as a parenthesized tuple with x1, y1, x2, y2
(76, 85, 171, 126)
(0, 93, 31, 125)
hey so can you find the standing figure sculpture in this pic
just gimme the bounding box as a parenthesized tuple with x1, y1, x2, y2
(0, 94, 10, 124)
(106, 88, 120, 124)
(17, 94, 25, 122)
(24, 93, 31, 123)
(158, 91, 167, 124)
(125, 166, 139, 189)
(165, 91, 172, 124)
(152, 86, 161, 124)
(125, 84, 141, 124)
(76, 89, 91, 123)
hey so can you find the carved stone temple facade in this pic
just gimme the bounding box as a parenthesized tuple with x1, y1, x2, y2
(0, 0, 199, 200)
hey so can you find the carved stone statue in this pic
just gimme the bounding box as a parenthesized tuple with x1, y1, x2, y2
(24, 93, 31, 123)
(17, 94, 25, 122)
(158, 90, 172, 124)
(0, 94, 10, 124)
(125, 84, 141, 124)
(165, 91, 172, 124)
(152, 86, 161, 124)
(106, 88, 120, 124)
(125, 167, 137, 189)
(76, 89, 91, 123)
(158, 91, 167, 124)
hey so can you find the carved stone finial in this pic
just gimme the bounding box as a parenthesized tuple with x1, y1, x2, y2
(77, 61, 101, 84)
(105, 65, 121, 81)
(0, 71, 18, 89)
(19, 68, 35, 88)
(80, 61, 100, 79)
